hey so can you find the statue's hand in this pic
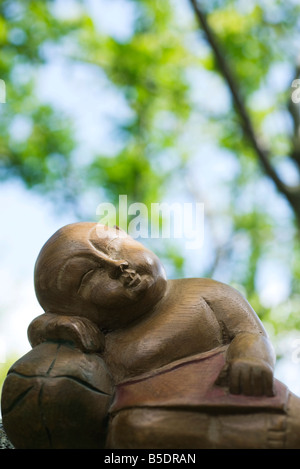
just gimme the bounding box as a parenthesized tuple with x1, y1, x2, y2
(227, 358, 274, 397)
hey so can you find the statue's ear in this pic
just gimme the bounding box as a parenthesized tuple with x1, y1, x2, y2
(27, 313, 105, 353)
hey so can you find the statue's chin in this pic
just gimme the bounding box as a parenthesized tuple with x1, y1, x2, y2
(123, 275, 153, 301)
(93, 274, 165, 330)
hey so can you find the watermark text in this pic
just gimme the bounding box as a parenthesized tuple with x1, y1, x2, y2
(96, 195, 204, 250)
(0, 79, 6, 103)
(291, 79, 300, 104)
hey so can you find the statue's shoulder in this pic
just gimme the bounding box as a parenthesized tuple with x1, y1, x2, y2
(168, 277, 237, 291)
(167, 277, 246, 304)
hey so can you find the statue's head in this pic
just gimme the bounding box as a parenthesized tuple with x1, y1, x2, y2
(34, 222, 167, 330)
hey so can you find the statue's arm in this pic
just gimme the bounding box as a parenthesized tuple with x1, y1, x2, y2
(27, 312, 105, 352)
(204, 281, 276, 396)
(223, 331, 275, 396)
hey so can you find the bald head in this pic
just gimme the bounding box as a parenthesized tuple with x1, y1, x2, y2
(34, 222, 167, 329)
(35, 223, 127, 310)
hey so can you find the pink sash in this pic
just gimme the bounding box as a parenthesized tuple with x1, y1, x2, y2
(110, 347, 289, 414)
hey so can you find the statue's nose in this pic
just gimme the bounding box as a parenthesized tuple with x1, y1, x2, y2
(107, 260, 129, 279)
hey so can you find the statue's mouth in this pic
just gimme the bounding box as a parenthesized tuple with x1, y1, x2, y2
(120, 270, 142, 289)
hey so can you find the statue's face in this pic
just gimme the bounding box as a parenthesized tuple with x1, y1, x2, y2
(56, 224, 167, 327)
(80, 226, 164, 302)
(35, 223, 167, 329)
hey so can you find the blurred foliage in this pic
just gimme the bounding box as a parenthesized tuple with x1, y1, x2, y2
(1, 0, 300, 347)
(0, 356, 18, 398)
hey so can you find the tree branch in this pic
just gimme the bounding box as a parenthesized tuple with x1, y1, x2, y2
(189, 0, 300, 218)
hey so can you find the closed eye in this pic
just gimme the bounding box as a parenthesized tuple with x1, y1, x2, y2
(77, 269, 95, 294)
